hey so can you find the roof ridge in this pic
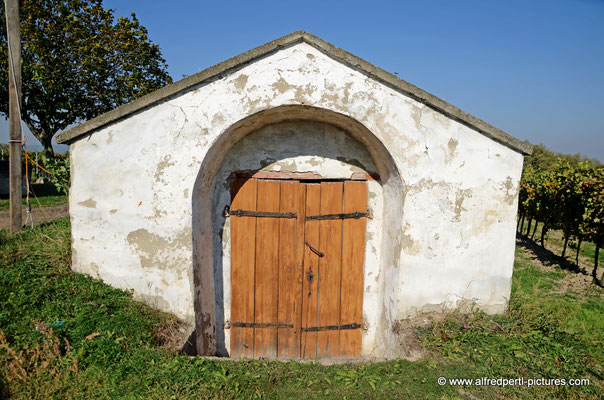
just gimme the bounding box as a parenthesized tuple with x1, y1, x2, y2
(56, 31, 532, 155)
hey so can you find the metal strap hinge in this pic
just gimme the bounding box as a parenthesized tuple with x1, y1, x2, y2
(230, 321, 294, 329)
(306, 211, 369, 221)
(301, 323, 361, 332)
(227, 208, 297, 219)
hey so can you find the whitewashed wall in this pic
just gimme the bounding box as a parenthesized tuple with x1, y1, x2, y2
(69, 42, 523, 358)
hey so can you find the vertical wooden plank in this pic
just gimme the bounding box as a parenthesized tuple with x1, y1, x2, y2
(254, 180, 281, 357)
(230, 178, 257, 358)
(294, 182, 306, 357)
(277, 180, 301, 357)
(317, 182, 344, 358)
(339, 181, 367, 356)
(301, 184, 321, 358)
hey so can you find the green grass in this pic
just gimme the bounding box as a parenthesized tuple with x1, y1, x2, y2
(421, 246, 603, 399)
(0, 195, 68, 210)
(0, 183, 67, 210)
(0, 219, 602, 399)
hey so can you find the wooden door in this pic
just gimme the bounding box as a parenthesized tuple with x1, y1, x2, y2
(230, 178, 367, 358)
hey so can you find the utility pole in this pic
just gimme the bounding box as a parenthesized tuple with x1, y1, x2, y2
(6, 0, 22, 234)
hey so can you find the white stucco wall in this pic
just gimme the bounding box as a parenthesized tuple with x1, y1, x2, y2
(68, 41, 524, 358)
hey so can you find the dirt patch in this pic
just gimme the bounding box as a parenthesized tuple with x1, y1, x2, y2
(392, 311, 449, 361)
(0, 204, 69, 231)
(555, 272, 597, 294)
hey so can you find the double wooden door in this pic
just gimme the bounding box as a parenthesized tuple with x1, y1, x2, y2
(229, 177, 368, 358)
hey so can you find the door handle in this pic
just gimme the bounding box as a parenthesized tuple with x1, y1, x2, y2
(305, 241, 324, 257)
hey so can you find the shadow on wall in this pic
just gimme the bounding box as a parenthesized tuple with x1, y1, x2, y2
(182, 331, 197, 355)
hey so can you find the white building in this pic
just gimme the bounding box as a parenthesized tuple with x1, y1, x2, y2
(57, 31, 531, 359)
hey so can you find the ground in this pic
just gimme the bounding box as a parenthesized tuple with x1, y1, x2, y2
(0, 183, 68, 230)
(0, 215, 602, 399)
(518, 221, 603, 280)
(516, 236, 599, 292)
(0, 203, 68, 230)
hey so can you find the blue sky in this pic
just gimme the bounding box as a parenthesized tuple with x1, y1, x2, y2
(2, 0, 603, 160)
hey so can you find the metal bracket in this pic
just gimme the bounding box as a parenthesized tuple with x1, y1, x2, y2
(226, 208, 297, 218)
(306, 210, 369, 220)
(231, 321, 294, 329)
(301, 323, 362, 332)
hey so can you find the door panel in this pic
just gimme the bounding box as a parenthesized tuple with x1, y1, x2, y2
(230, 178, 367, 359)
(277, 180, 302, 357)
(339, 181, 368, 356)
(316, 182, 344, 358)
(253, 180, 281, 357)
(301, 183, 321, 358)
(230, 178, 257, 357)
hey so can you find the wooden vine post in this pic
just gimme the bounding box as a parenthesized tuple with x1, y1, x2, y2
(6, 0, 22, 233)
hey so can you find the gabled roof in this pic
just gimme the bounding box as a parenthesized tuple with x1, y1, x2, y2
(56, 31, 532, 155)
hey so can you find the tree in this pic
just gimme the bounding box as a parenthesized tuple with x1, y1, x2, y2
(524, 143, 601, 172)
(0, 0, 172, 158)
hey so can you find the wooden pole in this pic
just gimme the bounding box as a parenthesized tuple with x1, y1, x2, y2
(6, 0, 22, 234)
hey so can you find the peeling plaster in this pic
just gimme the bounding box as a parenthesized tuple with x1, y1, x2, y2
(501, 176, 517, 205)
(453, 188, 472, 223)
(155, 155, 175, 183)
(446, 138, 459, 165)
(233, 74, 248, 91)
(78, 198, 97, 208)
(126, 228, 192, 271)
(401, 232, 420, 256)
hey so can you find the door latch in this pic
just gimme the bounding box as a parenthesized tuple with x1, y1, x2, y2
(305, 241, 324, 257)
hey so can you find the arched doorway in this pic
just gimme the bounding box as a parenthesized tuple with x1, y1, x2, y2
(192, 106, 404, 358)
